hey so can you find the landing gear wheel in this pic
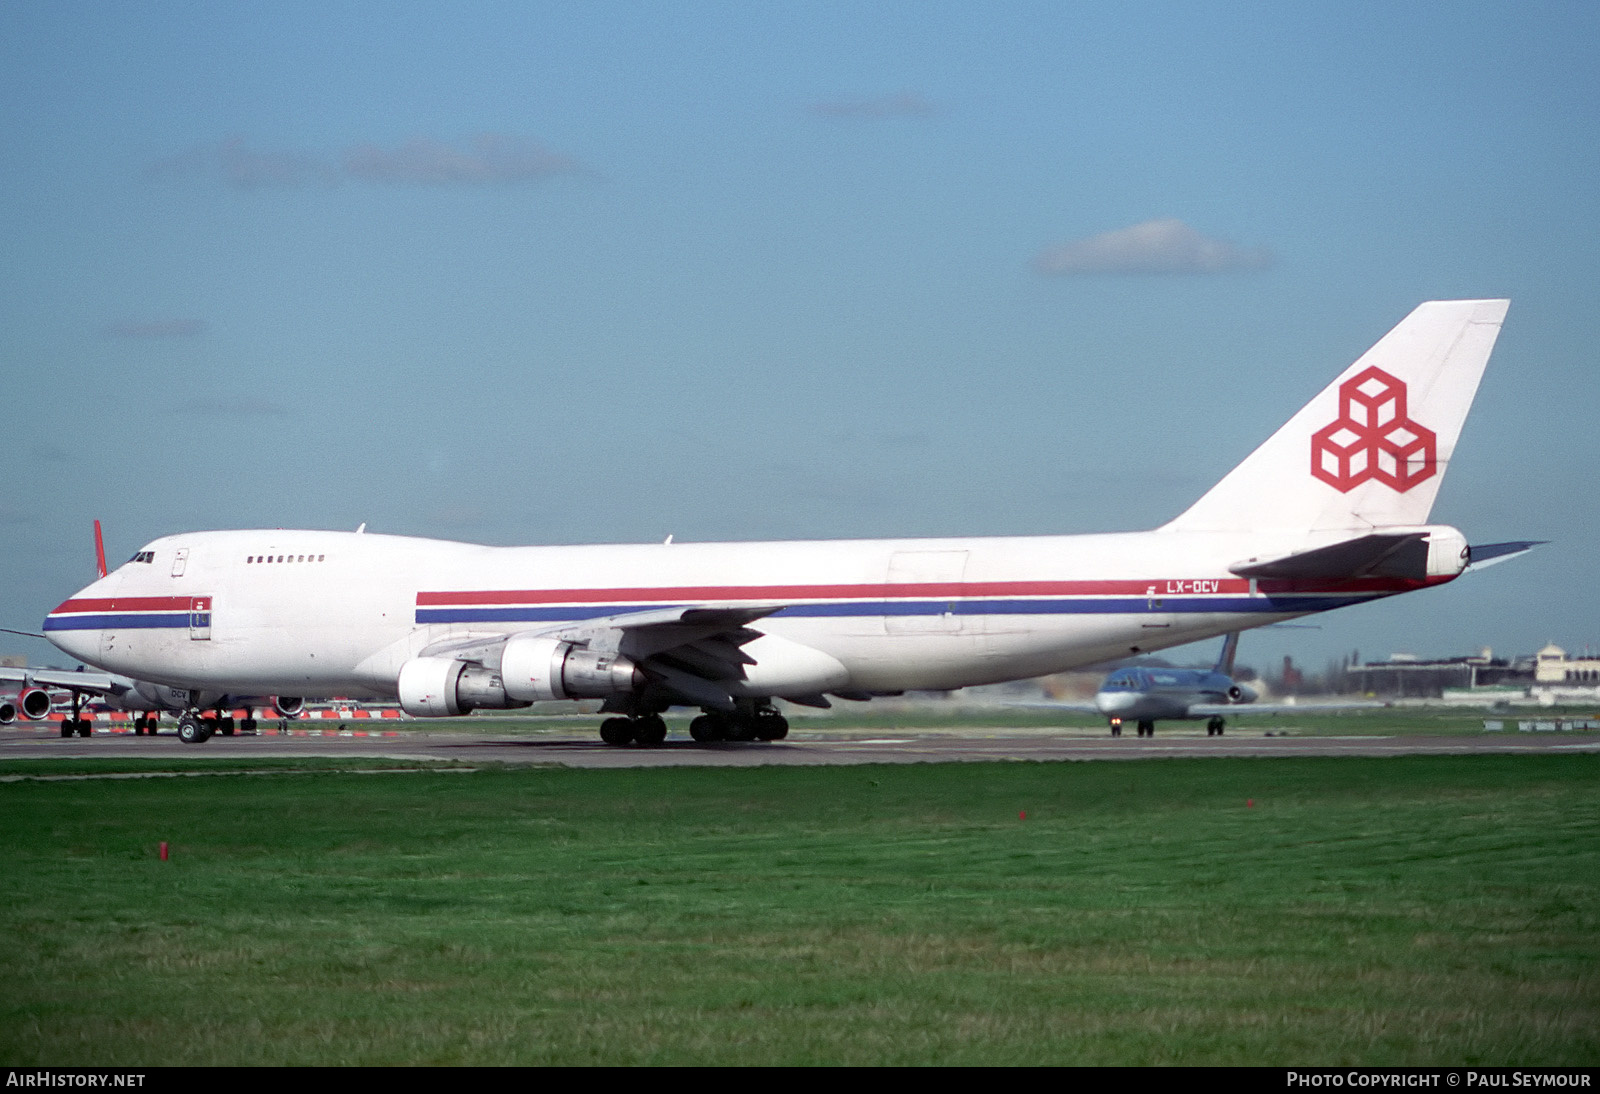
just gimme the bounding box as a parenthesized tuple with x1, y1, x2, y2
(133, 716, 147, 735)
(77, 720, 92, 737)
(753, 711, 789, 741)
(1207, 717, 1225, 736)
(1109, 720, 1122, 737)
(689, 715, 724, 742)
(599, 717, 635, 746)
(178, 714, 213, 744)
(634, 714, 668, 746)
(241, 718, 258, 734)
(60, 721, 74, 738)
(724, 715, 757, 742)
(1137, 720, 1154, 738)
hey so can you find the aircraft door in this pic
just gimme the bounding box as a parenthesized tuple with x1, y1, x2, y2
(189, 596, 211, 641)
(171, 548, 189, 577)
(886, 550, 968, 634)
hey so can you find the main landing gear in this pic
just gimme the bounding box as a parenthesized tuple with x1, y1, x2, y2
(176, 707, 259, 744)
(688, 708, 788, 743)
(598, 713, 668, 746)
(1206, 716, 1227, 736)
(594, 704, 790, 747)
(1135, 720, 1155, 737)
(58, 690, 93, 737)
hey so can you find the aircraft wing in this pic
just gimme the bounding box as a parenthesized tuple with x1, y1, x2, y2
(1004, 700, 1104, 715)
(0, 666, 130, 697)
(1186, 700, 1384, 717)
(420, 603, 794, 710)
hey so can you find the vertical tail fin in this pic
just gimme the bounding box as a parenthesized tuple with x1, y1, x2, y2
(1163, 300, 1509, 534)
(93, 520, 108, 580)
(1213, 631, 1240, 676)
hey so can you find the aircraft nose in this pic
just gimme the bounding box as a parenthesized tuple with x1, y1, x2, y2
(1096, 690, 1135, 714)
(43, 580, 109, 663)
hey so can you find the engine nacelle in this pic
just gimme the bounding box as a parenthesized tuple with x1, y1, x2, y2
(396, 656, 535, 718)
(15, 687, 52, 721)
(0, 694, 17, 724)
(500, 636, 643, 702)
(272, 696, 305, 718)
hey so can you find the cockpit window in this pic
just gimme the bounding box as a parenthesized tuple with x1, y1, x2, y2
(127, 551, 155, 564)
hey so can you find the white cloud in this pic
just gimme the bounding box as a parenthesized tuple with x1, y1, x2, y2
(1033, 218, 1273, 276)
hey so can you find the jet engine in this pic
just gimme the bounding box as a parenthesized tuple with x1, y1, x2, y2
(272, 696, 305, 717)
(397, 639, 647, 717)
(499, 637, 643, 703)
(3, 687, 53, 722)
(396, 656, 529, 717)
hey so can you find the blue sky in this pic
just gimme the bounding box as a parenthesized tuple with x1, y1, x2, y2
(3, 1, 1597, 674)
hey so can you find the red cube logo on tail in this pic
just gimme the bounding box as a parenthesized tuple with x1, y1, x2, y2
(1310, 367, 1436, 493)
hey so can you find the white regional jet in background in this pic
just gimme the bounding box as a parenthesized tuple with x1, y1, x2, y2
(1036, 631, 1387, 738)
(42, 300, 1519, 746)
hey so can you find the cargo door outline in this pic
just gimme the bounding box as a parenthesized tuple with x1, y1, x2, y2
(886, 550, 968, 634)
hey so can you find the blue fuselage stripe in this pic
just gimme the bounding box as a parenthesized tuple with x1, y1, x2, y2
(44, 613, 192, 631)
(413, 594, 1375, 625)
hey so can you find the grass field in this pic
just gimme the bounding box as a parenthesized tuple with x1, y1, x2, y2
(366, 701, 1600, 737)
(2, 752, 1597, 1065)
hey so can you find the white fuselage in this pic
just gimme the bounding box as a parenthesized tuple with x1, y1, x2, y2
(44, 526, 1448, 702)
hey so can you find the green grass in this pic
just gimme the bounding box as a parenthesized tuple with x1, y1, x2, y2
(397, 702, 1600, 736)
(2, 756, 1596, 1065)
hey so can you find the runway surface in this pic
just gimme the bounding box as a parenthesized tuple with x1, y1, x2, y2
(4, 723, 1597, 768)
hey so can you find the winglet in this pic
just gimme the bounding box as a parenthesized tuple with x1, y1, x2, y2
(93, 520, 107, 580)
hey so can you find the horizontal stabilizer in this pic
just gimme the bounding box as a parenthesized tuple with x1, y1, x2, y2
(1464, 540, 1546, 573)
(1230, 533, 1429, 582)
